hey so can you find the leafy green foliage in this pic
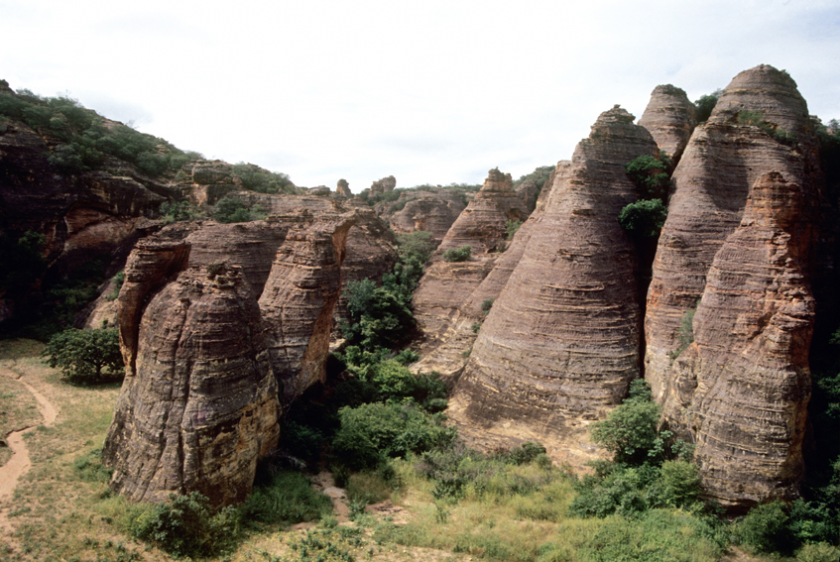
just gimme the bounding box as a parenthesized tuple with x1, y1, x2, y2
(159, 200, 205, 223)
(590, 397, 662, 466)
(732, 501, 794, 554)
(340, 279, 415, 352)
(0, 88, 201, 177)
(618, 199, 668, 237)
(625, 153, 672, 200)
(331, 400, 456, 470)
(42, 327, 123, 383)
(481, 298, 494, 315)
(694, 89, 722, 122)
(129, 492, 240, 558)
(231, 163, 295, 194)
(212, 196, 267, 223)
(505, 219, 522, 240)
(736, 110, 798, 146)
(442, 245, 472, 262)
(396, 231, 437, 264)
(669, 304, 697, 360)
(105, 270, 125, 302)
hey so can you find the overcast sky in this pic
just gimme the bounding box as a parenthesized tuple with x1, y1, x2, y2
(2, 0, 838, 190)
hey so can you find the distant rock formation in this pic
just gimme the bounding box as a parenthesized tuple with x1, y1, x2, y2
(669, 172, 814, 508)
(103, 211, 357, 505)
(638, 84, 697, 162)
(336, 179, 352, 197)
(449, 107, 659, 462)
(369, 175, 396, 197)
(645, 65, 819, 408)
(379, 188, 467, 242)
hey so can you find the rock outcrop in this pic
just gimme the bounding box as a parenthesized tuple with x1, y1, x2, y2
(379, 188, 467, 241)
(667, 172, 814, 508)
(369, 175, 396, 198)
(449, 107, 659, 463)
(436, 168, 527, 254)
(336, 179, 352, 197)
(104, 211, 357, 505)
(645, 65, 820, 407)
(638, 84, 697, 162)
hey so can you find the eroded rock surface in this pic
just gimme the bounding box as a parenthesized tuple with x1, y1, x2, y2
(645, 64, 820, 406)
(667, 172, 814, 508)
(638, 84, 697, 162)
(449, 107, 659, 458)
(104, 211, 356, 505)
(380, 188, 467, 241)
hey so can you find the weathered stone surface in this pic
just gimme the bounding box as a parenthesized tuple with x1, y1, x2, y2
(379, 188, 467, 242)
(369, 175, 396, 197)
(667, 172, 814, 508)
(336, 179, 352, 197)
(450, 107, 659, 460)
(645, 65, 819, 406)
(259, 212, 357, 403)
(105, 211, 357, 505)
(638, 84, 697, 162)
(103, 263, 280, 506)
(437, 168, 528, 255)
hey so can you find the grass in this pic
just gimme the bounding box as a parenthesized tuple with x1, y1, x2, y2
(0, 338, 801, 562)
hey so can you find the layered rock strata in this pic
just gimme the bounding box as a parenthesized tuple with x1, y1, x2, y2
(104, 211, 356, 505)
(451, 107, 659, 452)
(668, 172, 814, 508)
(637, 84, 697, 162)
(380, 188, 467, 241)
(645, 65, 820, 406)
(103, 263, 279, 506)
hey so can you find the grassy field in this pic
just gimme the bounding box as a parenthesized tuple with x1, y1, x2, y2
(0, 339, 806, 562)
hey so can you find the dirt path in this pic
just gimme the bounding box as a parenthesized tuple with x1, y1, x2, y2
(0, 362, 60, 535)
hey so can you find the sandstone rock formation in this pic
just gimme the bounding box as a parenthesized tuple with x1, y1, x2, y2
(667, 172, 814, 508)
(104, 211, 357, 505)
(449, 107, 659, 462)
(336, 178, 352, 197)
(638, 84, 697, 162)
(369, 175, 396, 198)
(379, 188, 467, 241)
(645, 65, 820, 407)
(436, 168, 527, 254)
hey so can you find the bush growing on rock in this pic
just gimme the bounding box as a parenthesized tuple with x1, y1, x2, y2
(212, 196, 266, 223)
(618, 198, 668, 237)
(442, 245, 472, 262)
(694, 88, 722, 122)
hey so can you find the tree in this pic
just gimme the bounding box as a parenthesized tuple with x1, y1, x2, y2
(694, 88, 722, 122)
(442, 245, 472, 262)
(43, 327, 123, 382)
(618, 199, 668, 237)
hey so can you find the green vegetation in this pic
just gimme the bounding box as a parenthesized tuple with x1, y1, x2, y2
(481, 298, 494, 315)
(669, 304, 697, 360)
(231, 163, 296, 194)
(159, 200, 205, 223)
(442, 245, 472, 262)
(737, 109, 799, 146)
(505, 219, 522, 240)
(0, 88, 201, 176)
(694, 89, 722, 122)
(617, 199, 668, 237)
(625, 152, 672, 200)
(212, 196, 267, 223)
(42, 327, 123, 383)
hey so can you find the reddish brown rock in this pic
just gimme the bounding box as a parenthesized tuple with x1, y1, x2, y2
(644, 65, 819, 406)
(369, 175, 396, 198)
(436, 168, 528, 255)
(667, 172, 814, 508)
(379, 188, 467, 242)
(450, 107, 659, 457)
(336, 179, 352, 197)
(638, 84, 697, 162)
(103, 263, 279, 506)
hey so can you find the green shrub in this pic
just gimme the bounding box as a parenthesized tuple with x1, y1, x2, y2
(42, 327, 123, 383)
(618, 199, 668, 237)
(625, 153, 672, 200)
(505, 219, 523, 240)
(396, 230, 437, 264)
(331, 401, 455, 470)
(590, 396, 662, 465)
(340, 279, 415, 351)
(481, 298, 494, 315)
(442, 245, 472, 262)
(129, 492, 240, 558)
(212, 196, 266, 223)
(231, 163, 295, 194)
(694, 89, 722, 122)
(159, 200, 204, 223)
(796, 542, 840, 562)
(732, 500, 794, 554)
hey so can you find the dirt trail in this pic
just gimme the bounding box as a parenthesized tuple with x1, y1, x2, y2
(0, 362, 60, 534)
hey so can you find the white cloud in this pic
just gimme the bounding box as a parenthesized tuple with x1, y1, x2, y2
(1, 0, 838, 189)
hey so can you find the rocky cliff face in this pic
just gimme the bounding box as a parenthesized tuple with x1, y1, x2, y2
(645, 65, 820, 407)
(638, 84, 697, 162)
(449, 107, 659, 463)
(379, 188, 467, 241)
(369, 175, 396, 198)
(668, 172, 814, 508)
(103, 211, 356, 505)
